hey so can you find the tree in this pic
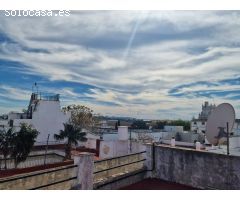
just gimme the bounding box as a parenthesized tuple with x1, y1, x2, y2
(168, 120, 190, 131)
(0, 128, 15, 169)
(154, 121, 167, 129)
(11, 123, 39, 168)
(54, 123, 87, 160)
(115, 120, 120, 130)
(131, 120, 148, 129)
(62, 105, 95, 130)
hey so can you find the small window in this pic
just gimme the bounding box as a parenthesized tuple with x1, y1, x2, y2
(202, 122, 205, 125)
(194, 122, 197, 125)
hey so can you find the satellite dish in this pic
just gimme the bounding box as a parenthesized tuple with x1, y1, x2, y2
(206, 103, 235, 146)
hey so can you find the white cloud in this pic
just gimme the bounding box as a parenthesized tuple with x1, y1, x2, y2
(1, 11, 240, 119)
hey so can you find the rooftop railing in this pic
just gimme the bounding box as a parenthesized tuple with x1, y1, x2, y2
(32, 93, 60, 101)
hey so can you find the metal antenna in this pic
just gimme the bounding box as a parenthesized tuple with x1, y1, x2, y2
(227, 122, 229, 155)
(129, 127, 132, 153)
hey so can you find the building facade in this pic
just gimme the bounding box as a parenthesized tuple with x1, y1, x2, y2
(0, 93, 70, 144)
(191, 101, 216, 134)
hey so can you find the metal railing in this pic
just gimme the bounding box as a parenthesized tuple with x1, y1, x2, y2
(32, 93, 60, 101)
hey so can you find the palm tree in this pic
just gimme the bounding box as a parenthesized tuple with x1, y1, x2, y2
(54, 123, 87, 160)
(0, 128, 15, 169)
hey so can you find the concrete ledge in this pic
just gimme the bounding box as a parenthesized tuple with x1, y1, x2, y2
(93, 168, 147, 190)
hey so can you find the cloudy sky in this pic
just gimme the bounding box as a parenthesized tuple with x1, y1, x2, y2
(0, 11, 240, 120)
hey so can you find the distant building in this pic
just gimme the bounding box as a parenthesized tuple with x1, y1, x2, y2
(191, 101, 240, 136)
(233, 119, 240, 136)
(198, 101, 216, 120)
(164, 125, 183, 133)
(99, 120, 132, 130)
(191, 101, 216, 134)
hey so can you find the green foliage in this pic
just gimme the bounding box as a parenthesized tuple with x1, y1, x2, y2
(152, 119, 190, 131)
(131, 120, 148, 129)
(54, 123, 87, 160)
(170, 120, 190, 131)
(11, 123, 39, 168)
(62, 104, 95, 130)
(0, 128, 15, 169)
(154, 121, 168, 130)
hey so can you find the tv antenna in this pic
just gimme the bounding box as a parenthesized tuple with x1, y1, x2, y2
(32, 82, 39, 94)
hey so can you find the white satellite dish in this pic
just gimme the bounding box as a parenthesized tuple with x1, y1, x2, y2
(206, 103, 235, 146)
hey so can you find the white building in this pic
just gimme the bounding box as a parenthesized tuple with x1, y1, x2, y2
(191, 101, 216, 134)
(1, 93, 70, 144)
(232, 119, 240, 136)
(164, 125, 184, 133)
(191, 102, 240, 137)
(191, 120, 207, 134)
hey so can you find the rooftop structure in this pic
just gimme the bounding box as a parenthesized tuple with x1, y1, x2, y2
(0, 92, 70, 143)
(191, 101, 216, 134)
(198, 101, 216, 121)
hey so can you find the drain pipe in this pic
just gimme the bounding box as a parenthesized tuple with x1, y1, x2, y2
(152, 142, 155, 171)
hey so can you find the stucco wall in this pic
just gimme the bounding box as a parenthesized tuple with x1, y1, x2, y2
(31, 100, 70, 142)
(229, 136, 240, 149)
(99, 140, 128, 159)
(85, 138, 97, 149)
(94, 152, 145, 185)
(154, 145, 240, 189)
(99, 140, 145, 159)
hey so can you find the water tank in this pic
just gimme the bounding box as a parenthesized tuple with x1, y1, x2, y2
(118, 126, 129, 140)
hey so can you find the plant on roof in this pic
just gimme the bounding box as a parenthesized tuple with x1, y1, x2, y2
(54, 123, 87, 160)
(0, 128, 15, 170)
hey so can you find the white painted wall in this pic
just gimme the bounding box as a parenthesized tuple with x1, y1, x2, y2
(191, 121, 206, 134)
(31, 100, 70, 143)
(230, 136, 240, 148)
(118, 126, 128, 140)
(164, 125, 184, 133)
(99, 140, 129, 159)
(0, 120, 8, 127)
(233, 122, 240, 135)
(85, 138, 97, 149)
(11, 100, 70, 143)
(81, 133, 100, 148)
(13, 119, 32, 127)
(99, 140, 145, 159)
(129, 141, 146, 153)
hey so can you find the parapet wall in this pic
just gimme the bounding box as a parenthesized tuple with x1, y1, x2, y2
(154, 145, 240, 189)
(0, 164, 77, 190)
(94, 152, 145, 183)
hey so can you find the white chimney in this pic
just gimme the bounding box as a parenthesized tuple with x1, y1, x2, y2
(118, 126, 129, 140)
(196, 142, 201, 150)
(170, 138, 175, 147)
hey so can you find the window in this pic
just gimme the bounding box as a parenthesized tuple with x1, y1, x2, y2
(9, 119, 13, 127)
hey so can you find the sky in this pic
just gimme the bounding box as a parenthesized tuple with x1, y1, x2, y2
(0, 11, 240, 120)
